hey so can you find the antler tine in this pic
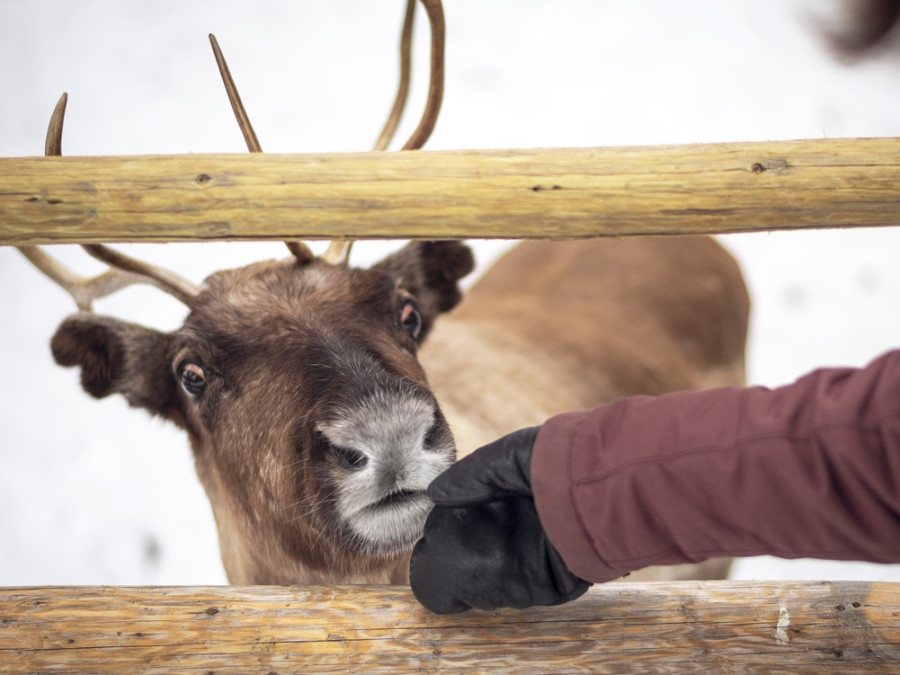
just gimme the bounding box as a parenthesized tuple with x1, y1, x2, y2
(319, 240, 354, 266)
(20, 93, 140, 311)
(44, 91, 68, 156)
(80, 244, 201, 307)
(209, 33, 262, 153)
(373, 0, 417, 152)
(18, 246, 145, 312)
(322, 0, 444, 266)
(210, 33, 315, 264)
(18, 93, 201, 311)
(320, 0, 417, 268)
(400, 0, 445, 151)
(209, 1, 444, 269)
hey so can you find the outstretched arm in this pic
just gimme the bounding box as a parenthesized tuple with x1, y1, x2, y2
(535, 348, 900, 582)
(411, 349, 900, 613)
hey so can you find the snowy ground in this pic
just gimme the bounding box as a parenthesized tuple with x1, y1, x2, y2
(2, 0, 900, 585)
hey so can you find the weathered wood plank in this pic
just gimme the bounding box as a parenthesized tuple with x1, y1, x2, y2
(1, 582, 897, 673)
(2, 139, 900, 245)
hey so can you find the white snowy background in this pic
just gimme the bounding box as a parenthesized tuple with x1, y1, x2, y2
(2, 0, 900, 585)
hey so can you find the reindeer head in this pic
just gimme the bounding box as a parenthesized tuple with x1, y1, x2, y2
(21, 0, 469, 584)
(50, 242, 472, 584)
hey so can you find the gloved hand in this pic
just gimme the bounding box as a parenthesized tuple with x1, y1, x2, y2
(409, 426, 591, 614)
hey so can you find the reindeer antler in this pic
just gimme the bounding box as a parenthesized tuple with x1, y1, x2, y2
(210, 0, 445, 266)
(373, 0, 418, 153)
(208, 33, 316, 264)
(18, 93, 201, 311)
(398, 0, 445, 152)
(21, 2, 446, 304)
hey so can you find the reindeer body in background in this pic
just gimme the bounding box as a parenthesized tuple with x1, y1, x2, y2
(20, 0, 749, 585)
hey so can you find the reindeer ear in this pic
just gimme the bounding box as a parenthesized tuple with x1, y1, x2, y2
(51, 313, 179, 419)
(373, 241, 474, 338)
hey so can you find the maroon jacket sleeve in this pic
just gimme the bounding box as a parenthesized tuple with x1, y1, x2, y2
(531, 349, 900, 583)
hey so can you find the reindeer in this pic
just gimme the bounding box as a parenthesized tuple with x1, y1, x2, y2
(18, 0, 749, 585)
(819, 0, 900, 57)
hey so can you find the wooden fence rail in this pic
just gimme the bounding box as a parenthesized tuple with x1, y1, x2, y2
(1, 582, 898, 673)
(2, 138, 900, 245)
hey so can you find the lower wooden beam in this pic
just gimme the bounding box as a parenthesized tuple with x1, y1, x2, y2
(3, 139, 900, 245)
(1, 581, 897, 672)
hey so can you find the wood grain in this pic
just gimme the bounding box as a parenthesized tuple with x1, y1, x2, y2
(1, 582, 898, 673)
(3, 139, 900, 245)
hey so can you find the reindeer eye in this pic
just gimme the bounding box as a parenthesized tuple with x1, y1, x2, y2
(177, 360, 207, 399)
(332, 445, 369, 471)
(399, 300, 422, 340)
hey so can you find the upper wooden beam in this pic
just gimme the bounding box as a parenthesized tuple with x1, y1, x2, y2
(1, 581, 898, 672)
(2, 138, 900, 245)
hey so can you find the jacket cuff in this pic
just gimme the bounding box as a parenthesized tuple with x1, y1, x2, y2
(531, 409, 626, 583)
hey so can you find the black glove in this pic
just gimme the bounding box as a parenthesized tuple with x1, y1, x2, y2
(410, 426, 591, 614)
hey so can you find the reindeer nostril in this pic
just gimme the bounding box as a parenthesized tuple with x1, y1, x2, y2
(423, 420, 450, 452)
(331, 445, 368, 470)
